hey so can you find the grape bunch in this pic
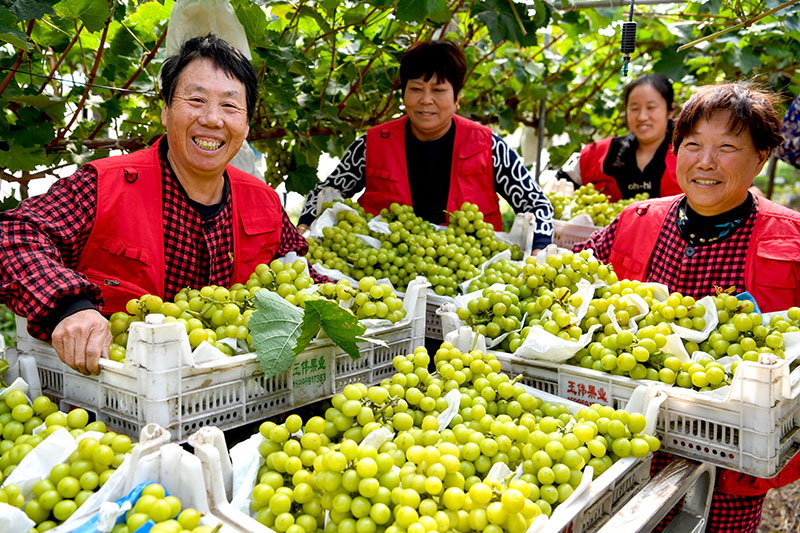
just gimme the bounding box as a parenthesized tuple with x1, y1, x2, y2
(263, 141, 293, 189)
(24, 430, 132, 528)
(570, 184, 649, 226)
(307, 201, 522, 297)
(640, 292, 707, 333)
(467, 260, 523, 293)
(318, 277, 406, 322)
(545, 191, 570, 221)
(109, 482, 214, 533)
(456, 251, 619, 352)
(570, 326, 668, 381)
(686, 292, 785, 361)
(0, 392, 111, 485)
(108, 257, 408, 362)
(456, 287, 524, 342)
(248, 342, 659, 533)
(587, 280, 657, 337)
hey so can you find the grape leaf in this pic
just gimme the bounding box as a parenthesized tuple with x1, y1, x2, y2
(249, 290, 305, 379)
(7, 0, 57, 21)
(301, 299, 366, 360)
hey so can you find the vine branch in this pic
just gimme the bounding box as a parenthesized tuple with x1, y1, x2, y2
(677, 0, 800, 52)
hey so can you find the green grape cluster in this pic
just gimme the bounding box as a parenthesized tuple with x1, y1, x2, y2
(640, 292, 707, 332)
(0, 393, 110, 487)
(248, 342, 659, 533)
(109, 257, 410, 362)
(685, 293, 785, 361)
(24, 430, 132, 529)
(456, 251, 618, 352)
(263, 141, 293, 189)
(319, 198, 372, 221)
(317, 277, 406, 322)
(109, 482, 213, 533)
(580, 282, 655, 336)
(456, 288, 523, 342)
(467, 260, 523, 293)
(570, 325, 666, 378)
(569, 184, 649, 226)
(307, 201, 522, 297)
(545, 192, 569, 221)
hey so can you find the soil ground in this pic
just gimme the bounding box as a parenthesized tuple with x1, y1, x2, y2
(759, 480, 800, 532)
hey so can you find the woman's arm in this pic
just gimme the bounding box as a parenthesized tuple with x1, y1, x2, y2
(492, 134, 555, 250)
(572, 217, 620, 263)
(298, 136, 367, 229)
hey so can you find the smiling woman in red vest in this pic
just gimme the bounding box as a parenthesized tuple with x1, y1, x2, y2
(0, 35, 314, 375)
(576, 83, 800, 533)
(297, 40, 554, 252)
(558, 73, 683, 201)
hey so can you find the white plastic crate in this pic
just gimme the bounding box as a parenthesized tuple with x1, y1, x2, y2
(544, 455, 652, 533)
(493, 350, 800, 478)
(188, 415, 653, 533)
(425, 294, 454, 340)
(16, 279, 428, 442)
(48, 424, 250, 533)
(552, 219, 600, 248)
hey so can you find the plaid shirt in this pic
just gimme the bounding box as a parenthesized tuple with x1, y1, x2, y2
(575, 197, 758, 299)
(0, 145, 312, 340)
(585, 200, 765, 533)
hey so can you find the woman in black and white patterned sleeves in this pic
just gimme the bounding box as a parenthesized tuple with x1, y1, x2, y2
(297, 40, 553, 252)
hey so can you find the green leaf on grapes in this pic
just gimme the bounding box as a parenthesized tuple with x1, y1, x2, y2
(302, 299, 366, 360)
(250, 290, 305, 379)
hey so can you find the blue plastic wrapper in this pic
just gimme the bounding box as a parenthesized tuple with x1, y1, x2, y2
(71, 481, 166, 533)
(735, 291, 761, 315)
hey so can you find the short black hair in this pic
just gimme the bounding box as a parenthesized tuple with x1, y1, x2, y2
(160, 34, 257, 121)
(673, 83, 783, 154)
(624, 73, 675, 111)
(399, 40, 467, 100)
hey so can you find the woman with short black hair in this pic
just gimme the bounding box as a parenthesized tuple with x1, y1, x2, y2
(576, 82, 800, 532)
(298, 40, 554, 252)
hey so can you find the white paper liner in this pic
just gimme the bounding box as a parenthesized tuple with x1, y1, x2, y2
(514, 323, 601, 363)
(606, 293, 649, 334)
(437, 389, 462, 431)
(355, 233, 381, 249)
(308, 202, 358, 239)
(0, 502, 34, 532)
(366, 215, 392, 235)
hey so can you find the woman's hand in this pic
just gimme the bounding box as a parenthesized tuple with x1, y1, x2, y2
(51, 309, 112, 375)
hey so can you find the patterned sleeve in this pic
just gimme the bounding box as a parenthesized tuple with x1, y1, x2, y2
(492, 134, 554, 249)
(298, 136, 367, 226)
(572, 217, 620, 263)
(0, 166, 103, 340)
(276, 210, 330, 283)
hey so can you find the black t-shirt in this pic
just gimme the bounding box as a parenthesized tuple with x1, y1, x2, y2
(405, 119, 456, 225)
(159, 138, 229, 220)
(603, 130, 671, 200)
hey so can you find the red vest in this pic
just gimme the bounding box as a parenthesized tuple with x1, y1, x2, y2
(363, 115, 503, 230)
(608, 196, 800, 495)
(579, 137, 682, 202)
(77, 139, 284, 314)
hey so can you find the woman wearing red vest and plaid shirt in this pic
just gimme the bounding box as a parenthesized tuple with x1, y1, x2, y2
(575, 83, 800, 532)
(297, 40, 554, 252)
(0, 36, 316, 376)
